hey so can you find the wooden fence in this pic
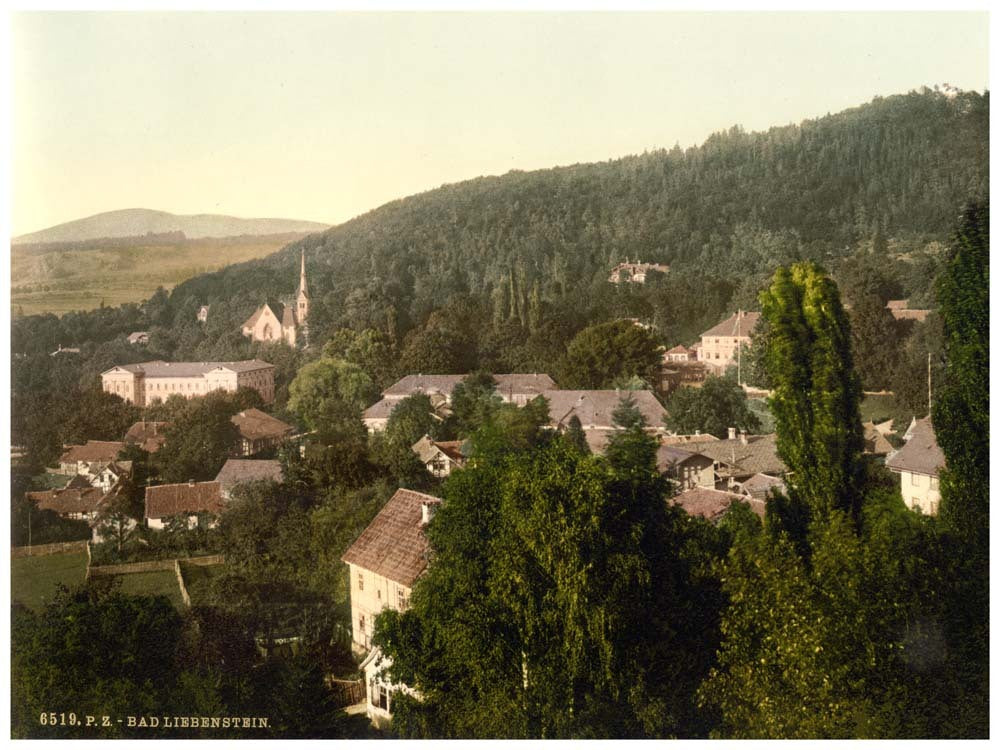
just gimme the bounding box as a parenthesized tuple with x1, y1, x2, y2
(86, 554, 223, 579)
(11, 540, 88, 558)
(329, 677, 365, 708)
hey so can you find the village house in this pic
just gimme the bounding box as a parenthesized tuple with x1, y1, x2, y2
(543, 389, 667, 437)
(241, 249, 310, 347)
(341, 488, 440, 727)
(656, 445, 715, 491)
(50, 345, 81, 356)
(363, 373, 557, 432)
(663, 345, 696, 363)
(862, 420, 895, 457)
(885, 417, 945, 515)
(58, 441, 125, 475)
(685, 430, 786, 489)
(92, 460, 132, 493)
(341, 488, 441, 654)
(886, 299, 931, 322)
(672, 486, 765, 523)
(101, 359, 276, 406)
(738, 473, 786, 501)
(144, 480, 224, 530)
(197, 305, 210, 323)
(214, 458, 284, 500)
(411, 435, 466, 478)
(697, 310, 761, 374)
(26, 486, 107, 524)
(608, 260, 670, 284)
(230, 408, 295, 456)
(127, 331, 149, 345)
(124, 421, 169, 453)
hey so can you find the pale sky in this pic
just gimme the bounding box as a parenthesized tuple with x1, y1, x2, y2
(9, 11, 990, 236)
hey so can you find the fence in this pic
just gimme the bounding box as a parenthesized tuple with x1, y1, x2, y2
(86, 554, 223, 579)
(11, 540, 88, 558)
(329, 677, 365, 708)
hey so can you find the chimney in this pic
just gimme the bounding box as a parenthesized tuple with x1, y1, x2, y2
(421, 502, 437, 526)
(188, 479, 195, 486)
(694, 429, 700, 436)
(728, 426, 736, 440)
(739, 430, 748, 445)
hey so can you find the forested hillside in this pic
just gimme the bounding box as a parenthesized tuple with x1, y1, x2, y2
(14, 88, 986, 366)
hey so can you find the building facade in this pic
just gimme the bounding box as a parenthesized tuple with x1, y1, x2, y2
(241, 249, 310, 347)
(886, 418, 945, 515)
(697, 310, 761, 374)
(101, 360, 275, 406)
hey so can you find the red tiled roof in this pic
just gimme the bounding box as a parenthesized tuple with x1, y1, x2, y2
(27, 487, 106, 516)
(124, 421, 170, 453)
(672, 487, 765, 521)
(231, 408, 294, 441)
(59, 441, 125, 464)
(341, 489, 441, 587)
(144, 481, 223, 519)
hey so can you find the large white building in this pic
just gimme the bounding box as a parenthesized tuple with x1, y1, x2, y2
(697, 310, 761, 374)
(101, 359, 275, 406)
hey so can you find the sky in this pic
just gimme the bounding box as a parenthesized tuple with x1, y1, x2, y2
(8, 10, 990, 236)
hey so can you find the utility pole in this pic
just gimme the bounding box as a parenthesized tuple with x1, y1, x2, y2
(928, 351, 933, 413)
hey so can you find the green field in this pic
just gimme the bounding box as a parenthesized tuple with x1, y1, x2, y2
(179, 561, 224, 606)
(11, 235, 302, 316)
(110, 570, 186, 610)
(11, 550, 88, 611)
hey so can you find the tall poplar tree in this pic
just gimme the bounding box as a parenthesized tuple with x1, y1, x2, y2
(760, 262, 864, 521)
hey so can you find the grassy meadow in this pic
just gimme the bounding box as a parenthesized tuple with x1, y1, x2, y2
(11, 234, 308, 317)
(11, 550, 89, 611)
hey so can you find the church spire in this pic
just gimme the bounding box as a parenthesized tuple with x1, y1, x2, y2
(298, 248, 309, 298)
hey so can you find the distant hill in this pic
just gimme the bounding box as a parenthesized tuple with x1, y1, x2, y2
(13, 208, 329, 245)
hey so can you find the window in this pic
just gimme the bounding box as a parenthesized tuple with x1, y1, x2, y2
(359, 614, 365, 633)
(398, 590, 409, 609)
(377, 588, 381, 601)
(930, 476, 939, 490)
(357, 572, 364, 591)
(911, 473, 919, 486)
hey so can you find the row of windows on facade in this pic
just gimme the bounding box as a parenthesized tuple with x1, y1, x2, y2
(357, 572, 409, 609)
(107, 381, 273, 394)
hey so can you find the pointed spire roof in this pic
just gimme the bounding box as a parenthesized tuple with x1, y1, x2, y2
(298, 249, 309, 299)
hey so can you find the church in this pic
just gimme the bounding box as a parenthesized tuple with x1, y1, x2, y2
(241, 250, 310, 347)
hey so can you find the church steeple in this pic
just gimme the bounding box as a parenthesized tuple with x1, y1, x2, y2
(296, 249, 310, 336)
(298, 248, 309, 299)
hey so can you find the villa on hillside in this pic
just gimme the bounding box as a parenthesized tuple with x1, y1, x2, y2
(697, 310, 761, 375)
(101, 359, 275, 406)
(608, 260, 670, 284)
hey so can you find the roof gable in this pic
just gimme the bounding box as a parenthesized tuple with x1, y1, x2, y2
(341, 488, 441, 587)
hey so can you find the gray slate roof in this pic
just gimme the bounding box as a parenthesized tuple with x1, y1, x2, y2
(382, 373, 556, 399)
(214, 459, 284, 495)
(685, 434, 786, 477)
(886, 418, 945, 477)
(701, 311, 761, 339)
(543, 390, 666, 430)
(103, 359, 273, 377)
